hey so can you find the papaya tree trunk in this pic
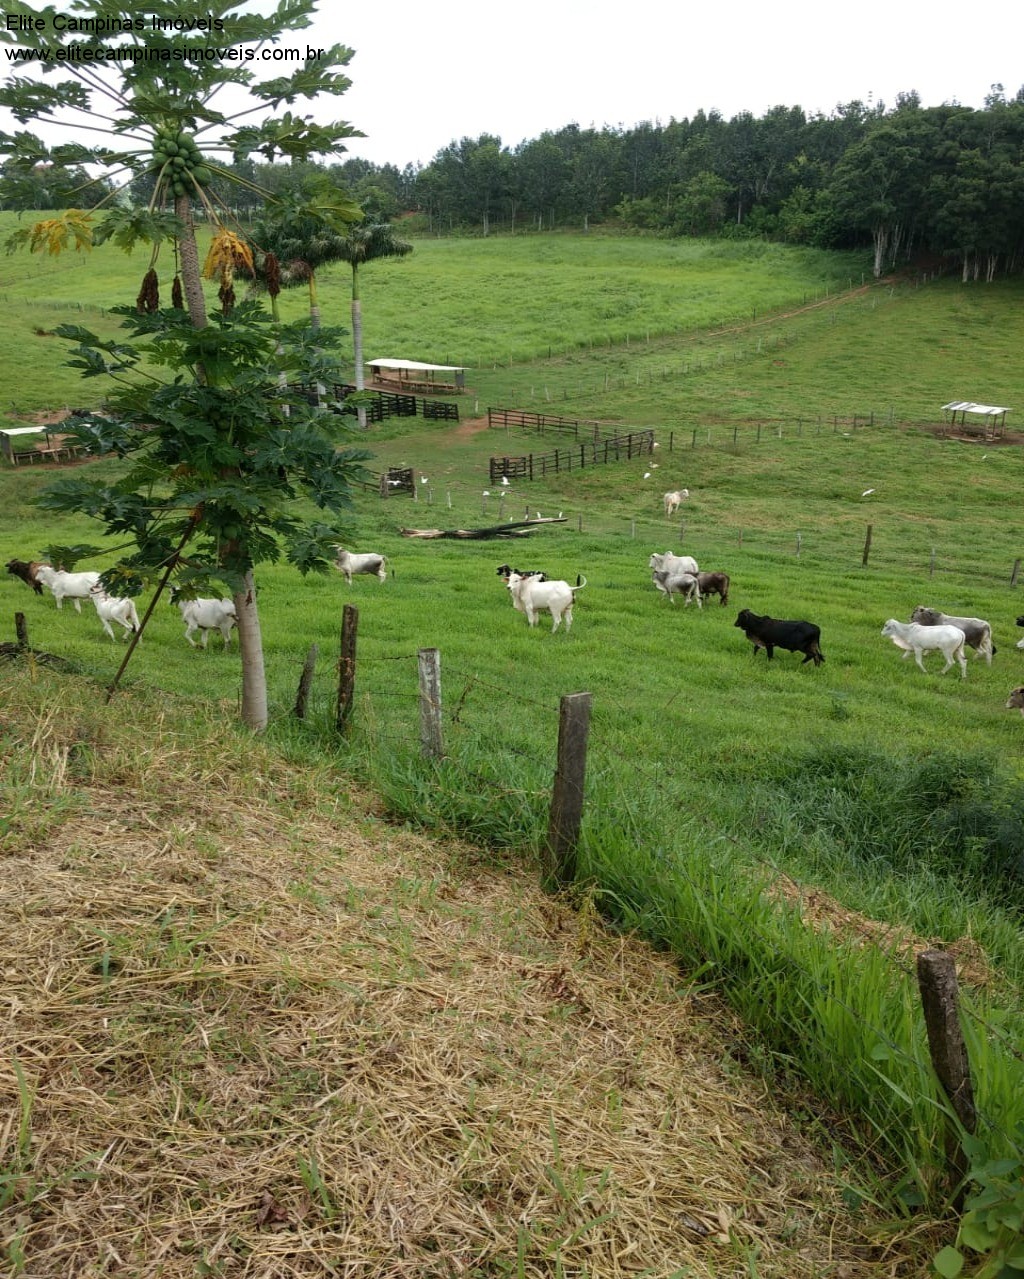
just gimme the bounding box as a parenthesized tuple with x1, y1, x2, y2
(175, 195, 267, 732)
(175, 194, 208, 330)
(234, 569, 268, 732)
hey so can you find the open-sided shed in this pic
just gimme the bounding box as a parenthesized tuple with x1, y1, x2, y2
(367, 359, 468, 395)
(941, 401, 1011, 439)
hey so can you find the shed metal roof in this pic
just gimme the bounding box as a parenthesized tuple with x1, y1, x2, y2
(367, 359, 469, 372)
(941, 401, 1011, 416)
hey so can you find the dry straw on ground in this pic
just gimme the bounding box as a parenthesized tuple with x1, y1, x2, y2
(0, 669, 933, 1277)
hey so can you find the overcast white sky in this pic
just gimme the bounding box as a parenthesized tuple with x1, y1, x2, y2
(0, 1, 1019, 169)
(316, 0, 1023, 168)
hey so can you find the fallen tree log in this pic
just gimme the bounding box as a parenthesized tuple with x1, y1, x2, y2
(400, 518, 566, 540)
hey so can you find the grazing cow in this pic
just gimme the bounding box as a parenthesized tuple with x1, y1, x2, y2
(648, 551, 699, 592)
(910, 606, 994, 664)
(90, 585, 141, 642)
(333, 547, 388, 586)
(696, 571, 730, 607)
(881, 618, 967, 679)
(34, 565, 101, 613)
(734, 609, 825, 666)
(663, 489, 690, 517)
(1005, 687, 1024, 714)
(506, 571, 587, 633)
(177, 597, 237, 650)
(651, 569, 702, 607)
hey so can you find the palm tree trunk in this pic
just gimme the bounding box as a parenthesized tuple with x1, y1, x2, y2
(351, 262, 366, 428)
(234, 569, 268, 732)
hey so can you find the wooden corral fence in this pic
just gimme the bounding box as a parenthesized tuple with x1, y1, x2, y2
(488, 408, 605, 440)
(379, 467, 416, 497)
(292, 385, 459, 424)
(331, 384, 418, 423)
(490, 429, 656, 483)
(422, 400, 460, 422)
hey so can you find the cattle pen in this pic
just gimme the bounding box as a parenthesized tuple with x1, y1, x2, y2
(490, 429, 655, 483)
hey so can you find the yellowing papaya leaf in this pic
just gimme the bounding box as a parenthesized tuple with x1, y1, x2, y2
(14, 209, 94, 256)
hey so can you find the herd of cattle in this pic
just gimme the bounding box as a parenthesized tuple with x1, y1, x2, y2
(8, 544, 1024, 713)
(492, 546, 1024, 713)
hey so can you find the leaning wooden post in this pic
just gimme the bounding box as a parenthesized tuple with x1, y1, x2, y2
(862, 523, 873, 567)
(336, 604, 358, 733)
(1011, 558, 1021, 588)
(294, 643, 318, 719)
(543, 692, 592, 893)
(15, 612, 29, 649)
(917, 950, 977, 1207)
(417, 647, 443, 759)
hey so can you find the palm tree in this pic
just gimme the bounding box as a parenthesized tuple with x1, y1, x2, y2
(249, 203, 412, 425)
(247, 192, 362, 331)
(335, 222, 413, 416)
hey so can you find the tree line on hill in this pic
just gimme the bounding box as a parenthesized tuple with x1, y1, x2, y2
(4, 86, 1024, 280)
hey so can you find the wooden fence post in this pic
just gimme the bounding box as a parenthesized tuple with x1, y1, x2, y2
(294, 643, 318, 719)
(417, 647, 443, 759)
(336, 604, 358, 733)
(917, 950, 977, 1207)
(1011, 558, 1021, 588)
(862, 523, 873, 567)
(544, 692, 592, 893)
(15, 612, 29, 649)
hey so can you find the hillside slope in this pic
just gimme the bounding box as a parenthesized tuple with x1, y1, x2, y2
(0, 665, 938, 1277)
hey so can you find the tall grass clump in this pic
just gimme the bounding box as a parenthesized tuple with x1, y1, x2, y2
(756, 745, 1024, 898)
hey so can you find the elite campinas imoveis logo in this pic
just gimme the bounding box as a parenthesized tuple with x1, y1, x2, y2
(6, 13, 227, 32)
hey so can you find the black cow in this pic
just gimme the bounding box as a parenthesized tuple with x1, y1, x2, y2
(496, 564, 547, 582)
(734, 608, 825, 666)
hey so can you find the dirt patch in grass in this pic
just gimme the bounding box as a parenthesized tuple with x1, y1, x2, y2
(769, 873, 993, 989)
(0, 669, 939, 1277)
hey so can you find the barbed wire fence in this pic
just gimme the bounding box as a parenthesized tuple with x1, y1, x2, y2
(288, 606, 1024, 1209)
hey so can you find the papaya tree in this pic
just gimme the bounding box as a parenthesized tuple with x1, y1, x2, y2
(0, 0, 367, 730)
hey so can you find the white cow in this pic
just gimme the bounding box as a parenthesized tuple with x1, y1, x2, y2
(178, 597, 237, 649)
(663, 489, 690, 517)
(506, 572, 587, 633)
(90, 585, 141, 641)
(910, 606, 994, 664)
(333, 547, 388, 585)
(649, 551, 699, 599)
(34, 565, 101, 612)
(881, 618, 967, 679)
